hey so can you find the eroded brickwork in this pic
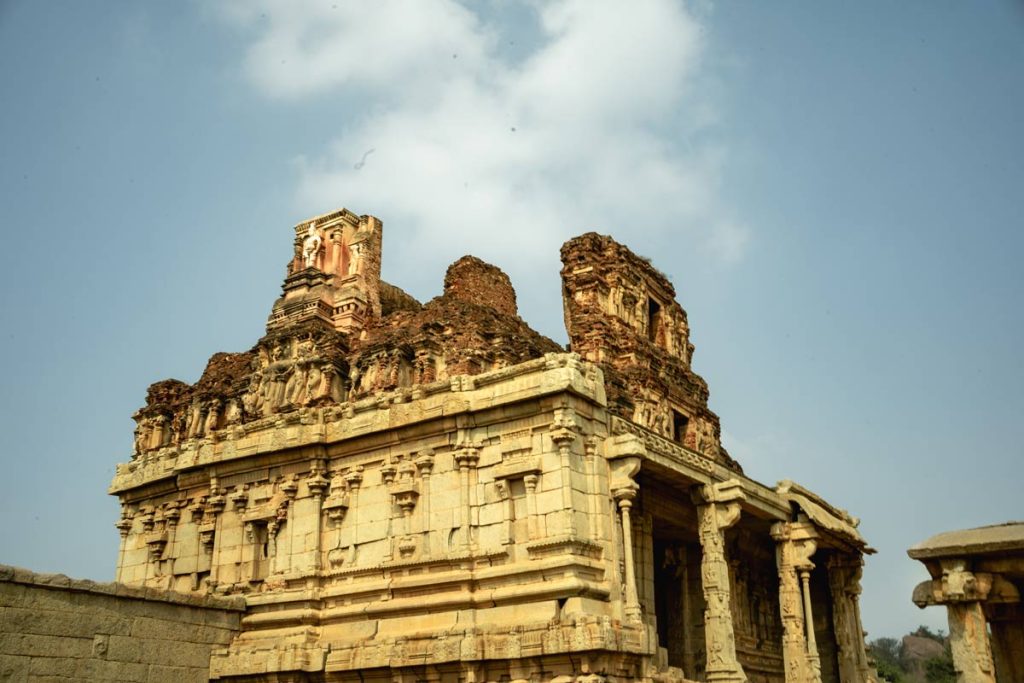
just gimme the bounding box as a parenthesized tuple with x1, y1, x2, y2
(443, 255, 519, 318)
(561, 233, 738, 470)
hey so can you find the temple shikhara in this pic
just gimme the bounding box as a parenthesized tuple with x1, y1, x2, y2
(106, 208, 877, 682)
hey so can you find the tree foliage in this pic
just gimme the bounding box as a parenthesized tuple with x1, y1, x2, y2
(867, 629, 955, 683)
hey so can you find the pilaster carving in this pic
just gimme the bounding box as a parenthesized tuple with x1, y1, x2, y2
(455, 445, 480, 550)
(694, 479, 746, 683)
(415, 450, 435, 555)
(551, 405, 579, 537)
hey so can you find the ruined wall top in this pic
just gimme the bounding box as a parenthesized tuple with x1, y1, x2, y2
(560, 232, 737, 470)
(443, 256, 518, 318)
(127, 209, 737, 471)
(560, 232, 692, 365)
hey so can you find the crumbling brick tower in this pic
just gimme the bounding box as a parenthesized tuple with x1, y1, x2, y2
(111, 208, 876, 683)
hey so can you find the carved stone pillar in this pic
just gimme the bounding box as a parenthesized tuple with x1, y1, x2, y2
(524, 472, 540, 540)
(771, 519, 821, 683)
(114, 508, 135, 584)
(455, 446, 480, 550)
(912, 559, 996, 683)
(415, 450, 434, 556)
(550, 409, 578, 538)
(606, 434, 644, 624)
(948, 601, 995, 683)
(204, 484, 226, 591)
(827, 554, 873, 683)
(344, 467, 363, 566)
(614, 485, 641, 622)
(694, 480, 746, 683)
(306, 461, 329, 573)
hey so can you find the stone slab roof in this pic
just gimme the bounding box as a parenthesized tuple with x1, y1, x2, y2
(908, 521, 1024, 560)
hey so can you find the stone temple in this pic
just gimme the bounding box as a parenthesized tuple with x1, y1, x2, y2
(104, 208, 876, 682)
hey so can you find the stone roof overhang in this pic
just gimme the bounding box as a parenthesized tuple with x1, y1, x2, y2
(908, 521, 1024, 561)
(606, 416, 872, 553)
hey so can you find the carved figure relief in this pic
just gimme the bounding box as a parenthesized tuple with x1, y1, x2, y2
(302, 223, 322, 269)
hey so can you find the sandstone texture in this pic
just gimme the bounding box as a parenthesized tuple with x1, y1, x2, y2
(909, 522, 1024, 683)
(97, 208, 878, 682)
(0, 564, 243, 682)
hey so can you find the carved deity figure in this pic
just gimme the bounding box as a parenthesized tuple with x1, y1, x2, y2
(223, 399, 242, 425)
(203, 400, 221, 435)
(186, 401, 203, 439)
(301, 223, 322, 268)
(347, 241, 362, 275)
(303, 365, 321, 405)
(150, 414, 168, 449)
(133, 419, 151, 456)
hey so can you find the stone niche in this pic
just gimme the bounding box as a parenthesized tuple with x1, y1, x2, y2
(109, 207, 877, 683)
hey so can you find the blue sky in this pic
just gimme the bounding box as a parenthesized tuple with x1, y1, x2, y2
(1, 1, 1022, 639)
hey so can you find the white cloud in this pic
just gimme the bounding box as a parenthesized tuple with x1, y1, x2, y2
(217, 0, 748, 302)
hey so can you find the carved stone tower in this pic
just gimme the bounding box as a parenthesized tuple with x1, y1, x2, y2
(268, 208, 383, 334)
(111, 207, 877, 683)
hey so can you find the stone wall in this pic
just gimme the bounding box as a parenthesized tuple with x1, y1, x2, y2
(0, 564, 243, 682)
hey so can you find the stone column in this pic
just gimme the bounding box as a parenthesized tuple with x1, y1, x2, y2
(606, 435, 643, 624)
(114, 507, 134, 582)
(694, 479, 747, 683)
(771, 519, 821, 683)
(345, 467, 363, 565)
(306, 461, 329, 574)
(613, 484, 641, 622)
(912, 559, 996, 683)
(948, 601, 995, 683)
(827, 554, 873, 683)
(415, 450, 435, 556)
(550, 411, 579, 538)
(205, 485, 226, 591)
(455, 446, 480, 550)
(524, 473, 540, 540)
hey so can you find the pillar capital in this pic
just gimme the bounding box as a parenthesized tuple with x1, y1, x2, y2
(695, 479, 747, 683)
(771, 520, 819, 571)
(912, 560, 993, 608)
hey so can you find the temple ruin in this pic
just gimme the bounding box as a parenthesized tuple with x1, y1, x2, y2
(108, 208, 878, 682)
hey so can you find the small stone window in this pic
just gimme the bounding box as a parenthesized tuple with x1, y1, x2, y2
(672, 410, 689, 445)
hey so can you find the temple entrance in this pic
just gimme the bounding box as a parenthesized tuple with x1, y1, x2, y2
(653, 536, 704, 673)
(812, 557, 841, 683)
(641, 474, 706, 678)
